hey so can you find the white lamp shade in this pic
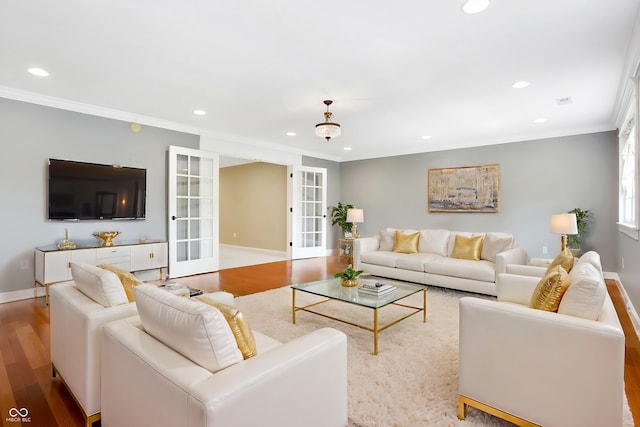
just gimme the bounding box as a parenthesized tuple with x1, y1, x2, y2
(346, 208, 364, 223)
(549, 213, 578, 235)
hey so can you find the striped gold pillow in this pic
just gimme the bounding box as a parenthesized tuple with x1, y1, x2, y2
(530, 265, 570, 312)
(546, 248, 574, 274)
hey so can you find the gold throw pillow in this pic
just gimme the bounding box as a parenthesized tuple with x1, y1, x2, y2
(546, 248, 574, 274)
(450, 235, 484, 261)
(98, 263, 142, 302)
(530, 265, 570, 312)
(392, 231, 420, 254)
(197, 296, 257, 360)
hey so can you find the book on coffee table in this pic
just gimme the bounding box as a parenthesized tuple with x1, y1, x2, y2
(188, 287, 204, 297)
(358, 279, 396, 296)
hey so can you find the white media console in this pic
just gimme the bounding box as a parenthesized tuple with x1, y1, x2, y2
(35, 241, 168, 304)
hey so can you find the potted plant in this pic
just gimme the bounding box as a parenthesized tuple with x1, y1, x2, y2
(334, 266, 364, 287)
(330, 202, 355, 237)
(568, 208, 592, 254)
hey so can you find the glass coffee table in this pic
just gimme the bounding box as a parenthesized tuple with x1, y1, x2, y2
(291, 277, 426, 355)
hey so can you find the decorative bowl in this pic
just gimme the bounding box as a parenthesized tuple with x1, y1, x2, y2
(93, 231, 121, 247)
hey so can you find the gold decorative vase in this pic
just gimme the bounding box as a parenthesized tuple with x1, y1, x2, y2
(93, 231, 121, 247)
(341, 278, 358, 287)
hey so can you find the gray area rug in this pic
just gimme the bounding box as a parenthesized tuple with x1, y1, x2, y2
(235, 284, 634, 427)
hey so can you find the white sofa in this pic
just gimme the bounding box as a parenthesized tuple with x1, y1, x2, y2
(100, 285, 348, 427)
(50, 272, 234, 427)
(458, 253, 625, 427)
(353, 229, 527, 295)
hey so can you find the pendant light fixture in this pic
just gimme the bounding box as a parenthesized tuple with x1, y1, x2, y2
(315, 100, 341, 141)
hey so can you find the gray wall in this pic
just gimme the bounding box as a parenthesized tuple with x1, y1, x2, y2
(340, 131, 619, 271)
(619, 230, 640, 314)
(0, 98, 199, 293)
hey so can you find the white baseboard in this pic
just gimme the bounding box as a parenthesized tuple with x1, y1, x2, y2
(220, 244, 286, 258)
(0, 287, 46, 304)
(606, 271, 640, 341)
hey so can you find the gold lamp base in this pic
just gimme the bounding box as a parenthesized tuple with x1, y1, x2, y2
(560, 234, 568, 251)
(352, 222, 360, 238)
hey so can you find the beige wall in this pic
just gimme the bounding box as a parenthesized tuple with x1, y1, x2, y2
(219, 162, 287, 251)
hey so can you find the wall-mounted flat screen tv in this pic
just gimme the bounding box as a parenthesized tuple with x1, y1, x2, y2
(48, 159, 147, 220)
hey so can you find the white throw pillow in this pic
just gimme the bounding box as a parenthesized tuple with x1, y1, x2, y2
(71, 262, 128, 307)
(419, 229, 450, 256)
(379, 230, 395, 251)
(480, 233, 514, 263)
(134, 284, 243, 372)
(575, 251, 603, 277)
(557, 262, 606, 320)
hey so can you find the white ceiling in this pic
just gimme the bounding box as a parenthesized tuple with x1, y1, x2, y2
(1, 0, 639, 162)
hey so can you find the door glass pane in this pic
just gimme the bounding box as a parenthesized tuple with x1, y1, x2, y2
(200, 178, 214, 197)
(177, 176, 188, 197)
(201, 199, 214, 217)
(190, 177, 200, 197)
(202, 158, 214, 178)
(190, 219, 200, 239)
(177, 155, 189, 174)
(177, 220, 188, 240)
(190, 241, 201, 260)
(201, 219, 213, 237)
(177, 241, 188, 262)
(190, 199, 200, 217)
(177, 198, 188, 217)
(202, 239, 213, 258)
(190, 157, 200, 176)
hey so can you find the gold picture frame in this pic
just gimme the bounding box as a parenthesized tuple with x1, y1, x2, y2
(428, 164, 500, 213)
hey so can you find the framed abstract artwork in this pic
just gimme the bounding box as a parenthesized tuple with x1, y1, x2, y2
(428, 164, 500, 213)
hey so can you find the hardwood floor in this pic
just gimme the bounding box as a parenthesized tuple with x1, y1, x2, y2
(0, 256, 638, 427)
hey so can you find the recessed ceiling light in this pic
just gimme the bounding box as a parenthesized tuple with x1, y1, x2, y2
(193, 110, 206, 115)
(462, 0, 490, 14)
(533, 118, 547, 123)
(27, 67, 49, 77)
(421, 135, 432, 140)
(512, 81, 530, 89)
(286, 132, 296, 136)
(344, 147, 352, 151)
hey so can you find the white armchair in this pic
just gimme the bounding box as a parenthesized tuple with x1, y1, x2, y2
(458, 258, 625, 427)
(101, 316, 348, 427)
(50, 281, 138, 427)
(50, 279, 234, 427)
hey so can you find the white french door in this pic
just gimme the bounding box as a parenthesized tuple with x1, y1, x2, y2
(168, 146, 219, 277)
(287, 165, 327, 259)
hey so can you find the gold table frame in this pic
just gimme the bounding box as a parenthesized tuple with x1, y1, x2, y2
(292, 278, 426, 355)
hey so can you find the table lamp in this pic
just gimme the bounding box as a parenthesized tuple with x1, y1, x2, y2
(346, 208, 364, 238)
(549, 213, 578, 251)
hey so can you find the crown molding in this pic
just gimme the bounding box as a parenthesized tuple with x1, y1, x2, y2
(0, 86, 201, 135)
